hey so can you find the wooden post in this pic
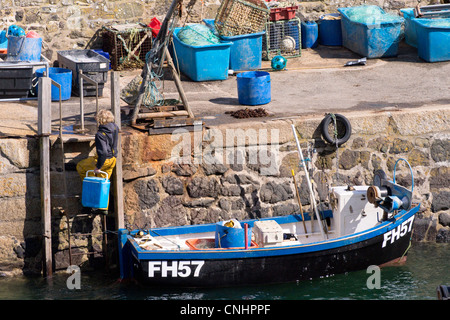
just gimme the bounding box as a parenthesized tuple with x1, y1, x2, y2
(38, 77, 52, 278)
(164, 46, 194, 118)
(110, 71, 124, 230)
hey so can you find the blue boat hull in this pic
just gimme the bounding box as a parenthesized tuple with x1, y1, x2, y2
(119, 205, 418, 287)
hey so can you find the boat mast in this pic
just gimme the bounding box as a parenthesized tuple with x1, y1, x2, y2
(291, 124, 327, 240)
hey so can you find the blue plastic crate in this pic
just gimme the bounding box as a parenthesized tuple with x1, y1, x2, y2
(414, 18, 450, 62)
(318, 13, 343, 46)
(203, 19, 264, 71)
(172, 28, 232, 81)
(203, 19, 217, 35)
(338, 5, 404, 58)
(400, 8, 418, 48)
(220, 32, 264, 71)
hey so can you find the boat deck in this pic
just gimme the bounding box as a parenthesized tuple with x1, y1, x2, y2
(132, 225, 338, 252)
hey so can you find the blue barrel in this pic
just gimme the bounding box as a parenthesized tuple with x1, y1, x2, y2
(35, 67, 72, 101)
(82, 171, 110, 209)
(6, 36, 42, 62)
(301, 21, 318, 49)
(318, 14, 343, 46)
(236, 71, 271, 105)
(215, 222, 252, 248)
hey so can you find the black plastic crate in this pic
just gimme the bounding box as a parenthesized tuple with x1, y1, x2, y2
(57, 49, 109, 94)
(0, 63, 33, 98)
(73, 71, 108, 87)
(72, 83, 104, 97)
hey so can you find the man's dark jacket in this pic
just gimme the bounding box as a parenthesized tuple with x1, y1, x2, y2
(95, 122, 119, 169)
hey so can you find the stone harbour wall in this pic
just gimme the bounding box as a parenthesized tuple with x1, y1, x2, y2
(0, 0, 436, 61)
(121, 109, 450, 245)
(0, 108, 449, 276)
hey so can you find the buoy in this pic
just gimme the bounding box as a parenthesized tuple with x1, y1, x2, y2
(271, 55, 287, 70)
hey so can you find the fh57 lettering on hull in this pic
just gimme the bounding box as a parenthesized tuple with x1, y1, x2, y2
(382, 216, 414, 248)
(148, 260, 205, 278)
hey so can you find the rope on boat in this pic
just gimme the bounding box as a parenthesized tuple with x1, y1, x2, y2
(397, 238, 412, 263)
(393, 158, 414, 192)
(331, 113, 340, 183)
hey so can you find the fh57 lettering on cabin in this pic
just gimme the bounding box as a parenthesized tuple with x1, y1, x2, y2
(382, 216, 414, 248)
(148, 260, 205, 278)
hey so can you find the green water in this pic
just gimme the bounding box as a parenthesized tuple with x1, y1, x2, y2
(0, 242, 448, 301)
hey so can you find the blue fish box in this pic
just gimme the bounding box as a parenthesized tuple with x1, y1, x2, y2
(338, 5, 404, 58)
(414, 18, 450, 62)
(172, 27, 232, 81)
(82, 171, 110, 209)
(318, 13, 343, 46)
(220, 32, 264, 71)
(203, 19, 264, 71)
(400, 8, 419, 48)
(215, 221, 252, 248)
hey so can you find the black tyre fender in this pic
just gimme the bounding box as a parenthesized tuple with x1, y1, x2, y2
(320, 113, 352, 146)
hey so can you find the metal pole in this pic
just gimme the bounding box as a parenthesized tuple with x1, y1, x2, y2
(291, 169, 308, 237)
(291, 124, 327, 240)
(79, 70, 85, 132)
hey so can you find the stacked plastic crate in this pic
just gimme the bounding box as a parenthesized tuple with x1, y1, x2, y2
(263, 3, 301, 60)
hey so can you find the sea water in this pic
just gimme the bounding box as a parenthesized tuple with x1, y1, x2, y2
(0, 242, 448, 301)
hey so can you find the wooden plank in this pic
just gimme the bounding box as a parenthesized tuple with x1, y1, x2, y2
(135, 110, 189, 119)
(38, 77, 52, 278)
(153, 118, 202, 128)
(111, 72, 125, 230)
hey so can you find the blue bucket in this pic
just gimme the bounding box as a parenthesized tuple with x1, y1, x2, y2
(236, 71, 271, 106)
(215, 221, 252, 248)
(6, 36, 42, 62)
(36, 67, 72, 101)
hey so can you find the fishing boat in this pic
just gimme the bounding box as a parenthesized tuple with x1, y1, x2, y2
(118, 158, 419, 287)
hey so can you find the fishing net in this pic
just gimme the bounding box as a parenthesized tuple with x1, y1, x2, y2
(338, 5, 404, 58)
(343, 5, 402, 25)
(177, 24, 221, 46)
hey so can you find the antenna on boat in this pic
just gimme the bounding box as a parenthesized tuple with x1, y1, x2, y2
(291, 124, 328, 240)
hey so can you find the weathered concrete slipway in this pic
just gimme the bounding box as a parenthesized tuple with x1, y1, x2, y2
(0, 105, 449, 277)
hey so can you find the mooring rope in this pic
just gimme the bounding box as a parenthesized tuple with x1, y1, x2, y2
(331, 113, 340, 183)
